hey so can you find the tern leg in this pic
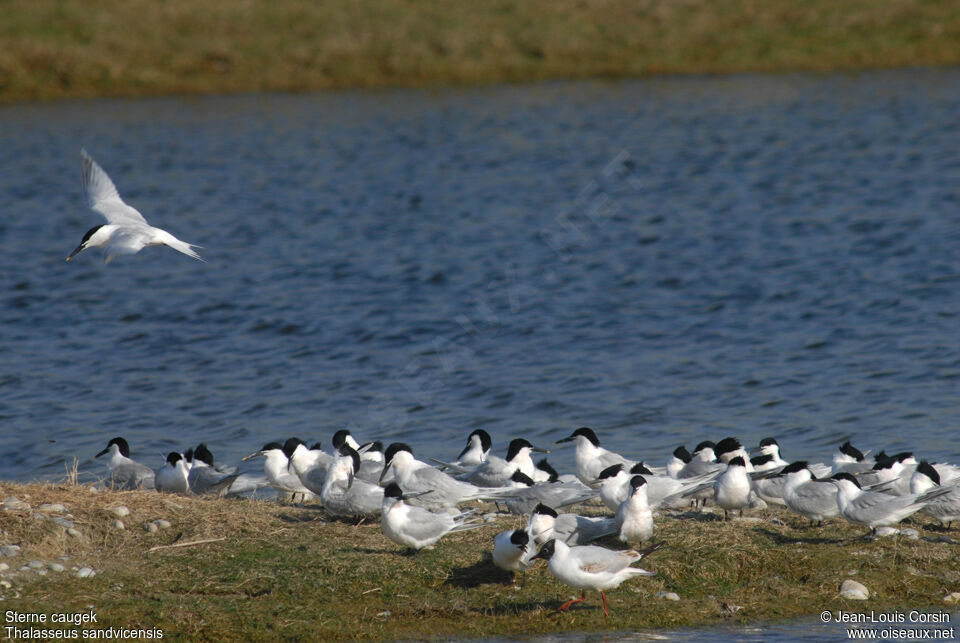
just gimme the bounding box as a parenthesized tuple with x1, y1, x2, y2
(557, 592, 586, 612)
(601, 590, 609, 617)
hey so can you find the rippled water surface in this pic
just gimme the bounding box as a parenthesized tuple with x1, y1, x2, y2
(1, 69, 958, 482)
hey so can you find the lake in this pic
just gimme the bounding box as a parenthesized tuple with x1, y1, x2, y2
(0, 69, 958, 486)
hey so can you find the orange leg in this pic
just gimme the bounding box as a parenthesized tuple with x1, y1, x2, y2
(557, 592, 586, 612)
(601, 590, 609, 617)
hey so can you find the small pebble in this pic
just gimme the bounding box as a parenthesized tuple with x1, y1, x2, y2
(875, 526, 899, 538)
(48, 563, 65, 573)
(840, 579, 869, 600)
(376, 611, 391, 618)
(75, 567, 95, 579)
(67, 528, 82, 538)
(27, 560, 44, 570)
(18, 566, 30, 573)
(0, 563, 8, 572)
(144, 522, 158, 533)
(155, 519, 171, 529)
(0, 580, 11, 589)
(112, 520, 125, 530)
(38, 503, 67, 513)
(57, 555, 70, 561)
(944, 592, 960, 604)
(109, 506, 130, 518)
(900, 528, 919, 540)
(0, 546, 21, 558)
(2, 497, 30, 512)
(52, 517, 75, 529)
(748, 497, 768, 510)
(658, 591, 680, 601)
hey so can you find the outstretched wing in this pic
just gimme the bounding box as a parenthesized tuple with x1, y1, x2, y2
(81, 149, 149, 226)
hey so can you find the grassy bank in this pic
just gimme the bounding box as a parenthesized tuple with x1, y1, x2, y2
(2, 0, 960, 103)
(2, 481, 959, 640)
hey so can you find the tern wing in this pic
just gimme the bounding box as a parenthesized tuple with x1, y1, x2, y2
(81, 150, 149, 226)
(573, 546, 639, 574)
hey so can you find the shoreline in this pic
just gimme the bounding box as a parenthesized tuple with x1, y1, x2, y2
(2, 480, 958, 640)
(3, 0, 960, 105)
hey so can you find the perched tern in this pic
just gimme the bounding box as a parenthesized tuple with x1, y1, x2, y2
(94, 437, 155, 490)
(242, 441, 315, 501)
(666, 446, 692, 479)
(713, 456, 752, 519)
(617, 476, 654, 544)
(454, 429, 493, 468)
(503, 471, 597, 515)
(525, 503, 619, 547)
(379, 443, 516, 511)
(67, 150, 203, 264)
(321, 446, 384, 518)
(555, 427, 635, 488)
(830, 472, 951, 533)
(380, 482, 482, 551)
(531, 539, 663, 617)
(493, 528, 536, 585)
(775, 461, 839, 526)
(155, 452, 189, 494)
(911, 461, 960, 529)
(440, 438, 549, 487)
(832, 441, 875, 474)
(187, 444, 240, 496)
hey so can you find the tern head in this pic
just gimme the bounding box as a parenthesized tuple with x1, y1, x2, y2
(165, 452, 183, 466)
(184, 447, 194, 464)
(871, 456, 899, 472)
(536, 458, 559, 483)
(95, 437, 130, 459)
(839, 441, 866, 462)
(915, 461, 940, 486)
(509, 529, 530, 551)
(309, 442, 324, 451)
(596, 463, 625, 483)
(727, 456, 746, 468)
(459, 429, 492, 459)
(754, 437, 781, 457)
(629, 475, 647, 491)
(380, 443, 414, 484)
(506, 438, 548, 461)
(331, 430, 356, 450)
(194, 443, 216, 467)
(692, 441, 716, 460)
(530, 539, 557, 562)
(775, 460, 810, 479)
(555, 427, 599, 447)
(283, 437, 305, 455)
(829, 472, 862, 490)
(531, 503, 559, 519)
(630, 462, 653, 476)
(66, 224, 108, 261)
(715, 437, 744, 462)
(510, 470, 535, 487)
(672, 446, 692, 463)
(242, 441, 283, 461)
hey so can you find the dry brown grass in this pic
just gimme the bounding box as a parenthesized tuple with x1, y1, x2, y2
(3, 481, 959, 640)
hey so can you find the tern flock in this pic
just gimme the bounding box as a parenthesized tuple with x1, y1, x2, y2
(67, 151, 958, 616)
(92, 426, 960, 617)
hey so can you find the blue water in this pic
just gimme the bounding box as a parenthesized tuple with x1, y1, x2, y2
(0, 69, 958, 484)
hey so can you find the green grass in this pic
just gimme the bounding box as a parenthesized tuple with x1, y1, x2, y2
(2, 482, 959, 640)
(2, 0, 960, 103)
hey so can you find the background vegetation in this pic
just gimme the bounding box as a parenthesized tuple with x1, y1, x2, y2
(3, 0, 960, 103)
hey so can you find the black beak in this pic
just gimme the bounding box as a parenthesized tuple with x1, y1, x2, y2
(554, 436, 574, 445)
(66, 243, 85, 262)
(94, 447, 108, 458)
